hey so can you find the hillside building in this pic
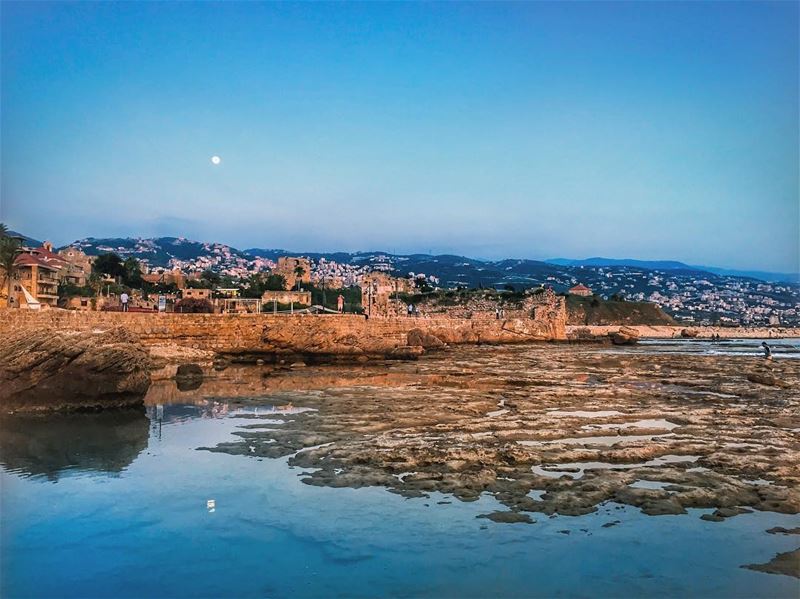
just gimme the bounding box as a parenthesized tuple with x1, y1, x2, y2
(57, 246, 94, 286)
(181, 288, 212, 301)
(569, 283, 593, 297)
(143, 267, 187, 289)
(10, 253, 60, 308)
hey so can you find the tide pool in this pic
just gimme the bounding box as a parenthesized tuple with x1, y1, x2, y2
(1, 401, 798, 598)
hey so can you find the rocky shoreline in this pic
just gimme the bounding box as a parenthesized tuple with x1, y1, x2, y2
(180, 343, 799, 540)
(0, 327, 153, 413)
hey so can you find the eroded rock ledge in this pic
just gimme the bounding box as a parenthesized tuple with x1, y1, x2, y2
(0, 327, 153, 412)
(193, 344, 799, 523)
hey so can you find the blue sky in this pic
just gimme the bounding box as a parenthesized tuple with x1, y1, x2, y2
(1, 1, 797, 272)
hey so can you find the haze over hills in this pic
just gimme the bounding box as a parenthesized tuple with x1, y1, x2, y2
(547, 257, 799, 284)
(547, 257, 697, 271)
(8, 230, 796, 284)
(9, 233, 796, 286)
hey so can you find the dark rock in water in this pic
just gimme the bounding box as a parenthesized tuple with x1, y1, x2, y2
(0, 409, 149, 480)
(640, 498, 687, 516)
(743, 548, 800, 579)
(767, 527, 800, 535)
(609, 326, 640, 346)
(176, 363, 203, 378)
(700, 507, 752, 522)
(716, 506, 753, 518)
(476, 511, 534, 524)
(700, 513, 725, 522)
(0, 326, 152, 412)
(175, 363, 204, 391)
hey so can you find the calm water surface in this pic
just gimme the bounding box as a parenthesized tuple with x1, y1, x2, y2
(1, 356, 799, 598)
(633, 337, 800, 359)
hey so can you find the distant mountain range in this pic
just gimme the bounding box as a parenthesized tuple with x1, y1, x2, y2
(6, 232, 797, 285)
(71, 236, 253, 264)
(547, 257, 798, 284)
(7, 230, 43, 248)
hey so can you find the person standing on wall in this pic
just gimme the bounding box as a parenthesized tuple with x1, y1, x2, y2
(120, 291, 129, 312)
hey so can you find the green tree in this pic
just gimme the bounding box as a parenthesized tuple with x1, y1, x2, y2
(122, 257, 144, 288)
(241, 274, 265, 298)
(58, 281, 96, 298)
(0, 224, 22, 306)
(293, 265, 306, 291)
(413, 276, 433, 293)
(201, 269, 221, 287)
(87, 272, 103, 297)
(264, 273, 286, 291)
(92, 253, 126, 279)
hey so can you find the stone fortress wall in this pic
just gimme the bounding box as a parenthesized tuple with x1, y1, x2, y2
(0, 304, 567, 360)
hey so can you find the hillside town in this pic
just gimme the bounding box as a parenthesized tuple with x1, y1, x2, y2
(0, 230, 797, 326)
(0, 231, 433, 317)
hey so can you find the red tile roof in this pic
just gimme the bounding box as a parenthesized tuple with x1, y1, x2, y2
(14, 253, 60, 270)
(29, 246, 68, 264)
(569, 284, 592, 292)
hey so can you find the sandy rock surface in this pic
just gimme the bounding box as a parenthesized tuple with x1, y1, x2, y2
(187, 343, 799, 524)
(0, 326, 152, 412)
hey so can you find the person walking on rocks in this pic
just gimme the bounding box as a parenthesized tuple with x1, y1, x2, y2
(761, 341, 772, 360)
(120, 292, 129, 312)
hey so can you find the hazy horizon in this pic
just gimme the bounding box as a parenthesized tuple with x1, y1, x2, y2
(2, 2, 798, 273)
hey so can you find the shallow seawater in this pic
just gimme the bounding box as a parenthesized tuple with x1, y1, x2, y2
(632, 337, 800, 359)
(1, 392, 798, 598)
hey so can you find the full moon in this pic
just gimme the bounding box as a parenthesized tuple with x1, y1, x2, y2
(211, 155, 221, 165)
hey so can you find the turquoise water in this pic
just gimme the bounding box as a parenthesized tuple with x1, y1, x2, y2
(1, 402, 798, 598)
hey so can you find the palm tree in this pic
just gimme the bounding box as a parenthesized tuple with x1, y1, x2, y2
(294, 265, 305, 291)
(0, 224, 22, 307)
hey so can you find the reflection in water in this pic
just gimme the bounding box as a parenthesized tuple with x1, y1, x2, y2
(0, 410, 150, 481)
(175, 374, 204, 392)
(1, 346, 798, 598)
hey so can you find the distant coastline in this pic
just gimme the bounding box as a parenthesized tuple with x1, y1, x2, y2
(567, 325, 800, 340)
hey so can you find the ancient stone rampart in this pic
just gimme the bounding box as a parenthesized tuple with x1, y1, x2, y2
(0, 308, 566, 360)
